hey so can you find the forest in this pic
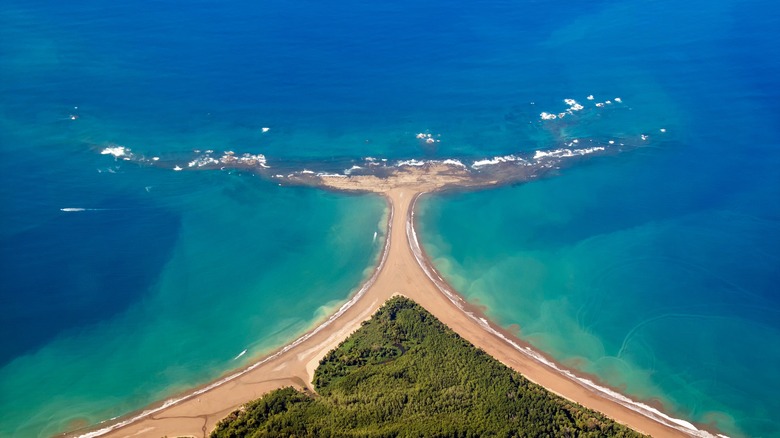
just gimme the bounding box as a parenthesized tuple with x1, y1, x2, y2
(212, 297, 646, 437)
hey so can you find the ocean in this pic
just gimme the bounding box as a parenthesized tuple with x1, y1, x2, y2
(1, 0, 778, 436)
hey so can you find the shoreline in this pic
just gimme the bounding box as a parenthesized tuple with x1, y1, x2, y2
(67, 199, 396, 438)
(71, 174, 721, 438)
(406, 193, 719, 437)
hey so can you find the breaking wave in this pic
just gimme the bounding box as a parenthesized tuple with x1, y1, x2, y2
(99, 140, 630, 193)
(94, 93, 667, 191)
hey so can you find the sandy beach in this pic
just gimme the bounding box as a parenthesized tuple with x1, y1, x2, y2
(76, 165, 706, 438)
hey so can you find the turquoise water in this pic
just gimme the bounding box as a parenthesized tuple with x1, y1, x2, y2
(412, 2, 780, 437)
(2, 0, 779, 436)
(418, 111, 780, 437)
(1, 167, 386, 437)
(419, 153, 780, 436)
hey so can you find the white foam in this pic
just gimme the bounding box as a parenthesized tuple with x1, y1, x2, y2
(218, 152, 269, 168)
(188, 157, 220, 168)
(392, 158, 465, 169)
(540, 112, 557, 120)
(396, 159, 426, 167)
(441, 159, 466, 168)
(316, 172, 347, 178)
(471, 154, 522, 169)
(587, 95, 595, 100)
(233, 349, 247, 360)
(614, 97, 622, 103)
(261, 127, 270, 133)
(173, 165, 183, 171)
(344, 165, 363, 175)
(564, 99, 584, 112)
(101, 146, 128, 158)
(533, 147, 605, 160)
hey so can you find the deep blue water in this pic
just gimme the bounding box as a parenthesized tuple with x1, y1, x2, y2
(1, 0, 778, 436)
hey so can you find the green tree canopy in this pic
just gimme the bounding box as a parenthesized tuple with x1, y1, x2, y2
(213, 297, 646, 437)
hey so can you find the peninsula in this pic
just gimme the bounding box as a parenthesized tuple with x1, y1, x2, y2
(212, 296, 647, 437)
(76, 159, 711, 438)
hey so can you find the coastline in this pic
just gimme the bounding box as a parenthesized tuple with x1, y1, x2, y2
(66, 198, 396, 438)
(406, 193, 719, 437)
(72, 171, 719, 438)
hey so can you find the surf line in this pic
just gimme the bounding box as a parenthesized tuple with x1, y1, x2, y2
(76, 199, 394, 438)
(405, 192, 718, 438)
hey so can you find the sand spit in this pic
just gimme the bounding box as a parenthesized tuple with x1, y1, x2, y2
(74, 165, 715, 438)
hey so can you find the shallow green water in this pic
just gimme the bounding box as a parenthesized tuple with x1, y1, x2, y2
(417, 150, 780, 437)
(0, 176, 386, 437)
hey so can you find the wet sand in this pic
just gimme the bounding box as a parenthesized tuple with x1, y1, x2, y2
(78, 166, 702, 438)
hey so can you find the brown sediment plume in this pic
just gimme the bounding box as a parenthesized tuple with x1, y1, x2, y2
(72, 162, 713, 438)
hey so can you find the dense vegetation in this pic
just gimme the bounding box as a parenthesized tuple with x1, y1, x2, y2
(213, 297, 645, 437)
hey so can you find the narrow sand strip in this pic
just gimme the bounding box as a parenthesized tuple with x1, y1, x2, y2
(75, 167, 712, 438)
